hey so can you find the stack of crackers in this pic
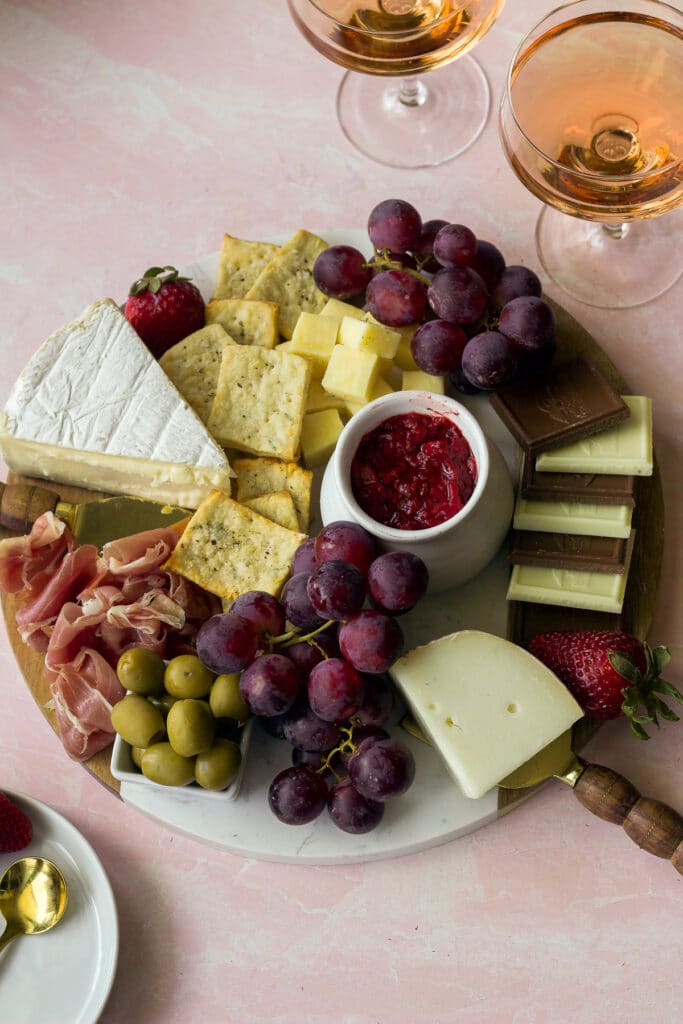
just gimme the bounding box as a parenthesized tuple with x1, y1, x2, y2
(161, 229, 330, 603)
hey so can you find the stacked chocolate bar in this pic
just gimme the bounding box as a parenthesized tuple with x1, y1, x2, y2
(489, 358, 653, 644)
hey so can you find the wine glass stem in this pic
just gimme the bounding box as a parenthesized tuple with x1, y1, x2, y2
(602, 222, 629, 241)
(398, 77, 427, 108)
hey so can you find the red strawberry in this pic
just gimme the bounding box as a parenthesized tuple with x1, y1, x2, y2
(528, 630, 681, 739)
(124, 266, 205, 359)
(0, 792, 33, 852)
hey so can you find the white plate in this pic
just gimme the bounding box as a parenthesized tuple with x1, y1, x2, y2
(0, 791, 118, 1024)
(116, 230, 524, 864)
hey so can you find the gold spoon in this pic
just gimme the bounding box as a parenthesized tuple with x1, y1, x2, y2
(0, 857, 68, 952)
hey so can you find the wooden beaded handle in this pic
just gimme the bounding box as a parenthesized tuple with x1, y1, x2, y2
(573, 762, 683, 874)
(0, 482, 60, 535)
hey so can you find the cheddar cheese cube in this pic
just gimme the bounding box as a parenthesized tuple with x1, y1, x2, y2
(300, 408, 345, 467)
(289, 312, 339, 376)
(401, 370, 446, 394)
(305, 380, 348, 414)
(338, 316, 401, 361)
(321, 297, 366, 323)
(345, 376, 394, 417)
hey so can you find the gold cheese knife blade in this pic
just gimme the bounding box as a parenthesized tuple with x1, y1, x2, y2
(0, 481, 191, 549)
(401, 713, 683, 874)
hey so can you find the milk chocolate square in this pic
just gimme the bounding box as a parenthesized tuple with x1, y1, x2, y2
(509, 529, 628, 573)
(490, 358, 630, 455)
(520, 453, 636, 506)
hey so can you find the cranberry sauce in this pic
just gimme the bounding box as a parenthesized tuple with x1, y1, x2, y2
(350, 411, 477, 531)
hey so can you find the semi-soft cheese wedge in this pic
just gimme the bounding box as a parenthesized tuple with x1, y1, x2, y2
(0, 299, 233, 508)
(389, 630, 583, 799)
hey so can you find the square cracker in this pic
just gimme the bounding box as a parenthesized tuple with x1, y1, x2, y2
(212, 233, 280, 300)
(164, 490, 305, 601)
(245, 229, 330, 340)
(242, 490, 300, 532)
(233, 456, 312, 530)
(207, 346, 312, 461)
(205, 298, 279, 349)
(159, 323, 234, 424)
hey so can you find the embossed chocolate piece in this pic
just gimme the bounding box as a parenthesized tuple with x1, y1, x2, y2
(490, 358, 630, 455)
(513, 494, 633, 538)
(510, 529, 628, 573)
(520, 452, 635, 506)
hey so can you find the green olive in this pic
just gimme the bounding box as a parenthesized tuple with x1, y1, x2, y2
(195, 739, 241, 791)
(166, 699, 215, 758)
(149, 692, 179, 718)
(141, 743, 195, 787)
(164, 654, 214, 699)
(111, 694, 165, 748)
(116, 647, 166, 696)
(209, 673, 250, 721)
(130, 745, 146, 770)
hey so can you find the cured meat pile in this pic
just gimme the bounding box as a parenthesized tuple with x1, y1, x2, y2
(0, 513, 220, 761)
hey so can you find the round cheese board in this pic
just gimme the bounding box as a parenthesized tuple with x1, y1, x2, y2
(0, 232, 664, 864)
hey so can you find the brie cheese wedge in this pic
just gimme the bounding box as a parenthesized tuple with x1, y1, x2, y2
(0, 299, 233, 508)
(390, 630, 583, 799)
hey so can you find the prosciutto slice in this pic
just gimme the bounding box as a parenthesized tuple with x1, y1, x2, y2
(49, 648, 125, 761)
(0, 512, 71, 598)
(15, 543, 103, 650)
(101, 524, 186, 577)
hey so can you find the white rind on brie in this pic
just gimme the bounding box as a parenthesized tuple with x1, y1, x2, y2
(390, 629, 583, 800)
(0, 298, 233, 508)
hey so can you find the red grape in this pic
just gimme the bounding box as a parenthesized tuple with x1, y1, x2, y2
(239, 653, 300, 717)
(433, 223, 477, 268)
(367, 551, 429, 614)
(307, 560, 366, 621)
(366, 269, 428, 327)
(338, 611, 404, 674)
(307, 657, 365, 722)
(348, 735, 416, 801)
(285, 639, 326, 676)
(461, 331, 520, 390)
(427, 267, 489, 326)
(291, 537, 318, 575)
(471, 239, 506, 290)
(282, 700, 342, 752)
(328, 778, 385, 834)
(314, 521, 377, 574)
(281, 572, 326, 631)
(492, 265, 542, 308)
(498, 296, 556, 355)
(355, 676, 395, 727)
(410, 319, 469, 376)
(411, 218, 448, 272)
(229, 591, 285, 639)
(195, 613, 258, 674)
(313, 245, 370, 300)
(268, 765, 328, 825)
(368, 198, 422, 253)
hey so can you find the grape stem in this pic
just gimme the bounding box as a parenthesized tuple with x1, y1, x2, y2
(365, 249, 432, 285)
(316, 722, 360, 781)
(269, 619, 336, 651)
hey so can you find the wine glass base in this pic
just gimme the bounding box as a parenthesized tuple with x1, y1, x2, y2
(536, 205, 683, 309)
(336, 55, 491, 169)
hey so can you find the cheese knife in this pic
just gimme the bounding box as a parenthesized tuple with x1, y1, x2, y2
(0, 481, 191, 550)
(402, 714, 683, 874)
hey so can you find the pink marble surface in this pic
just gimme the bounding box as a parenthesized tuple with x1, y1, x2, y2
(1, 2, 682, 1021)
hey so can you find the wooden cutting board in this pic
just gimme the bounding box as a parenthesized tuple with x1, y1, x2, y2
(0, 299, 665, 812)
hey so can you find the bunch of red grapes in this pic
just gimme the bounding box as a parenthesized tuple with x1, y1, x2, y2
(194, 521, 428, 835)
(312, 198, 557, 392)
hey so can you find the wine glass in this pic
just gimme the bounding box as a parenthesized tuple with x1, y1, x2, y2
(499, 0, 683, 309)
(287, 1, 505, 168)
